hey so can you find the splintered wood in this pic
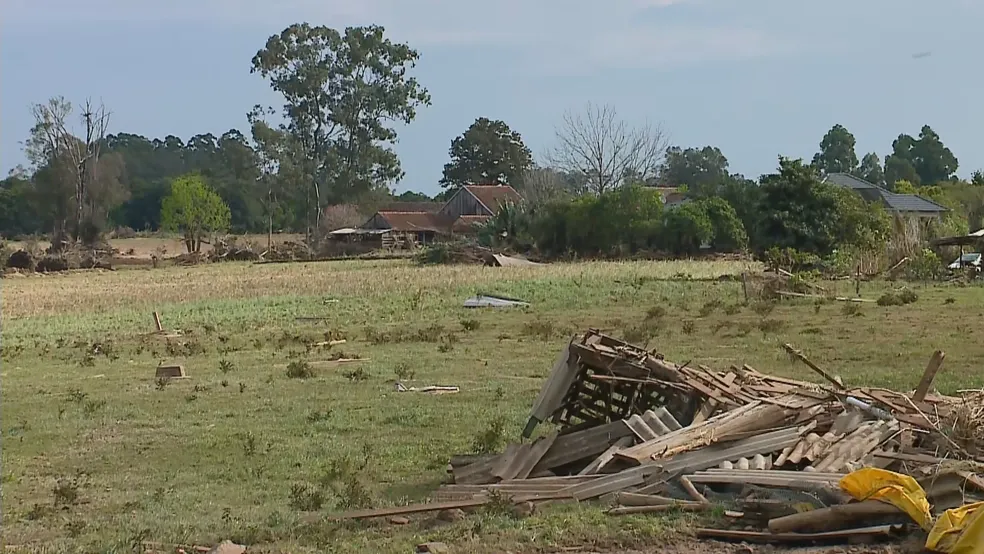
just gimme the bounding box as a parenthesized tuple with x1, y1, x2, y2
(332, 330, 984, 550)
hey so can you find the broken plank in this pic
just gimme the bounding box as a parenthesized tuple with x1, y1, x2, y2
(577, 436, 634, 476)
(512, 434, 558, 480)
(608, 503, 710, 516)
(532, 420, 633, 473)
(696, 525, 901, 544)
(334, 499, 490, 520)
(913, 350, 945, 403)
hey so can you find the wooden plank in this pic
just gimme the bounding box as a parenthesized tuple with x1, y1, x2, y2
(696, 525, 900, 544)
(692, 373, 736, 424)
(913, 350, 945, 402)
(512, 434, 558, 480)
(563, 470, 647, 501)
(577, 436, 634, 476)
(532, 420, 633, 472)
(609, 503, 710, 516)
(334, 499, 490, 520)
(491, 443, 529, 482)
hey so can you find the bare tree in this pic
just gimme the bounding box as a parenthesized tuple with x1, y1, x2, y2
(546, 103, 668, 194)
(25, 97, 112, 244)
(515, 166, 574, 206)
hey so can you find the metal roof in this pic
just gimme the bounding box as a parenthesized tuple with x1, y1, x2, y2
(824, 173, 948, 214)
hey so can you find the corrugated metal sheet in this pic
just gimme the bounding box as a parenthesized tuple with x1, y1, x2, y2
(810, 419, 901, 473)
(775, 410, 866, 467)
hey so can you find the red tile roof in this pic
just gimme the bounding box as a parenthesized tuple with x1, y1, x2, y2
(452, 215, 491, 233)
(378, 201, 443, 213)
(376, 212, 452, 233)
(463, 185, 522, 213)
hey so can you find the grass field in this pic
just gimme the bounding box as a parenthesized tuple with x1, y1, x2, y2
(2, 257, 983, 553)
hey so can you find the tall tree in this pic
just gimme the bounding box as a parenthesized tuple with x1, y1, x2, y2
(886, 126, 958, 186)
(440, 118, 532, 189)
(811, 124, 858, 175)
(161, 174, 231, 253)
(546, 103, 667, 195)
(856, 152, 884, 186)
(659, 146, 730, 197)
(250, 23, 431, 231)
(884, 153, 921, 189)
(756, 157, 887, 255)
(24, 97, 121, 244)
(972, 170, 984, 187)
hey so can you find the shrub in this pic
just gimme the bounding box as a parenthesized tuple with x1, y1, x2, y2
(905, 249, 944, 281)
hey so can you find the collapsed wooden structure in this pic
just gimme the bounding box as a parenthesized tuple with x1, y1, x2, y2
(336, 330, 984, 548)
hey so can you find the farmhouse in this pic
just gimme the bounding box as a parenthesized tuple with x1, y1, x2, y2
(823, 173, 948, 219)
(355, 184, 523, 246)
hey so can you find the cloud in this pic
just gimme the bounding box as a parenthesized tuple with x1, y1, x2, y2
(3, 0, 781, 69)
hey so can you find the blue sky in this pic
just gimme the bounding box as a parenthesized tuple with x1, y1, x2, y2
(2, 0, 981, 195)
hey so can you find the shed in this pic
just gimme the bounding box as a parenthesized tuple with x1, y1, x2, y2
(439, 184, 523, 219)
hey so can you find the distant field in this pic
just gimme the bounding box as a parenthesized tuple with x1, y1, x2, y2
(6, 233, 305, 259)
(2, 258, 982, 553)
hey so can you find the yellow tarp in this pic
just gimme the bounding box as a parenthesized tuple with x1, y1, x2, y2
(839, 467, 933, 531)
(927, 501, 984, 554)
(840, 468, 984, 553)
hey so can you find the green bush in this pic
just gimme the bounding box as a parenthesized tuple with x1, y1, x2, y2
(905, 249, 944, 281)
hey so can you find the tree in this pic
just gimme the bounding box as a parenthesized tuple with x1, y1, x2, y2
(973, 171, 984, 187)
(546, 103, 667, 194)
(884, 154, 920, 189)
(395, 190, 432, 202)
(251, 23, 431, 231)
(886, 126, 958, 186)
(856, 152, 884, 186)
(160, 174, 231, 253)
(661, 202, 713, 256)
(811, 124, 858, 175)
(440, 118, 532, 189)
(659, 146, 730, 197)
(699, 197, 747, 252)
(756, 157, 888, 256)
(24, 97, 118, 244)
(515, 167, 576, 206)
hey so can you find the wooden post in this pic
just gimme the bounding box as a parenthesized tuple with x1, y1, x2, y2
(913, 350, 945, 402)
(741, 272, 748, 303)
(153, 311, 163, 332)
(855, 264, 861, 297)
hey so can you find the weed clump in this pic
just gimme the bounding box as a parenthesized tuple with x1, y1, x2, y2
(877, 288, 918, 306)
(286, 361, 314, 379)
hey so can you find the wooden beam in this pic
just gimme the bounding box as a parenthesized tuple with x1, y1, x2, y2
(913, 350, 945, 402)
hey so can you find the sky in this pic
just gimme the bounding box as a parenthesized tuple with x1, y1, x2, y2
(2, 0, 981, 195)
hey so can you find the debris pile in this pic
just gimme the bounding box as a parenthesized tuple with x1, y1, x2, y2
(335, 330, 984, 550)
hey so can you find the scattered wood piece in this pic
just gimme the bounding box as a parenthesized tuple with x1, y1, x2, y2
(781, 343, 844, 390)
(696, 525, 901, 544)
(612, 492, 679, 507)
(152, 311, 163, 332)
(913, 350, 945, 402)
(678, 476, 708, 504)
(767, 500, 902, 534)
(608, 502, 711, 516)
(775, 291, 873, 303)
(155, 364, 186, 378)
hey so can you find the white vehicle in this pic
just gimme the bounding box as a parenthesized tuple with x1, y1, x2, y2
(948, 252, 982, 271)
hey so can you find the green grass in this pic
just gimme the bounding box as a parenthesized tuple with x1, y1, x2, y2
(2, 259, 983, 552)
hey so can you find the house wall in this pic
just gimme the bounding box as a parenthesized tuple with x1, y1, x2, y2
(440, 190, 491, 218)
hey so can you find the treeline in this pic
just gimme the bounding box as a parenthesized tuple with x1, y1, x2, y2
(2, 22, 983, 262)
